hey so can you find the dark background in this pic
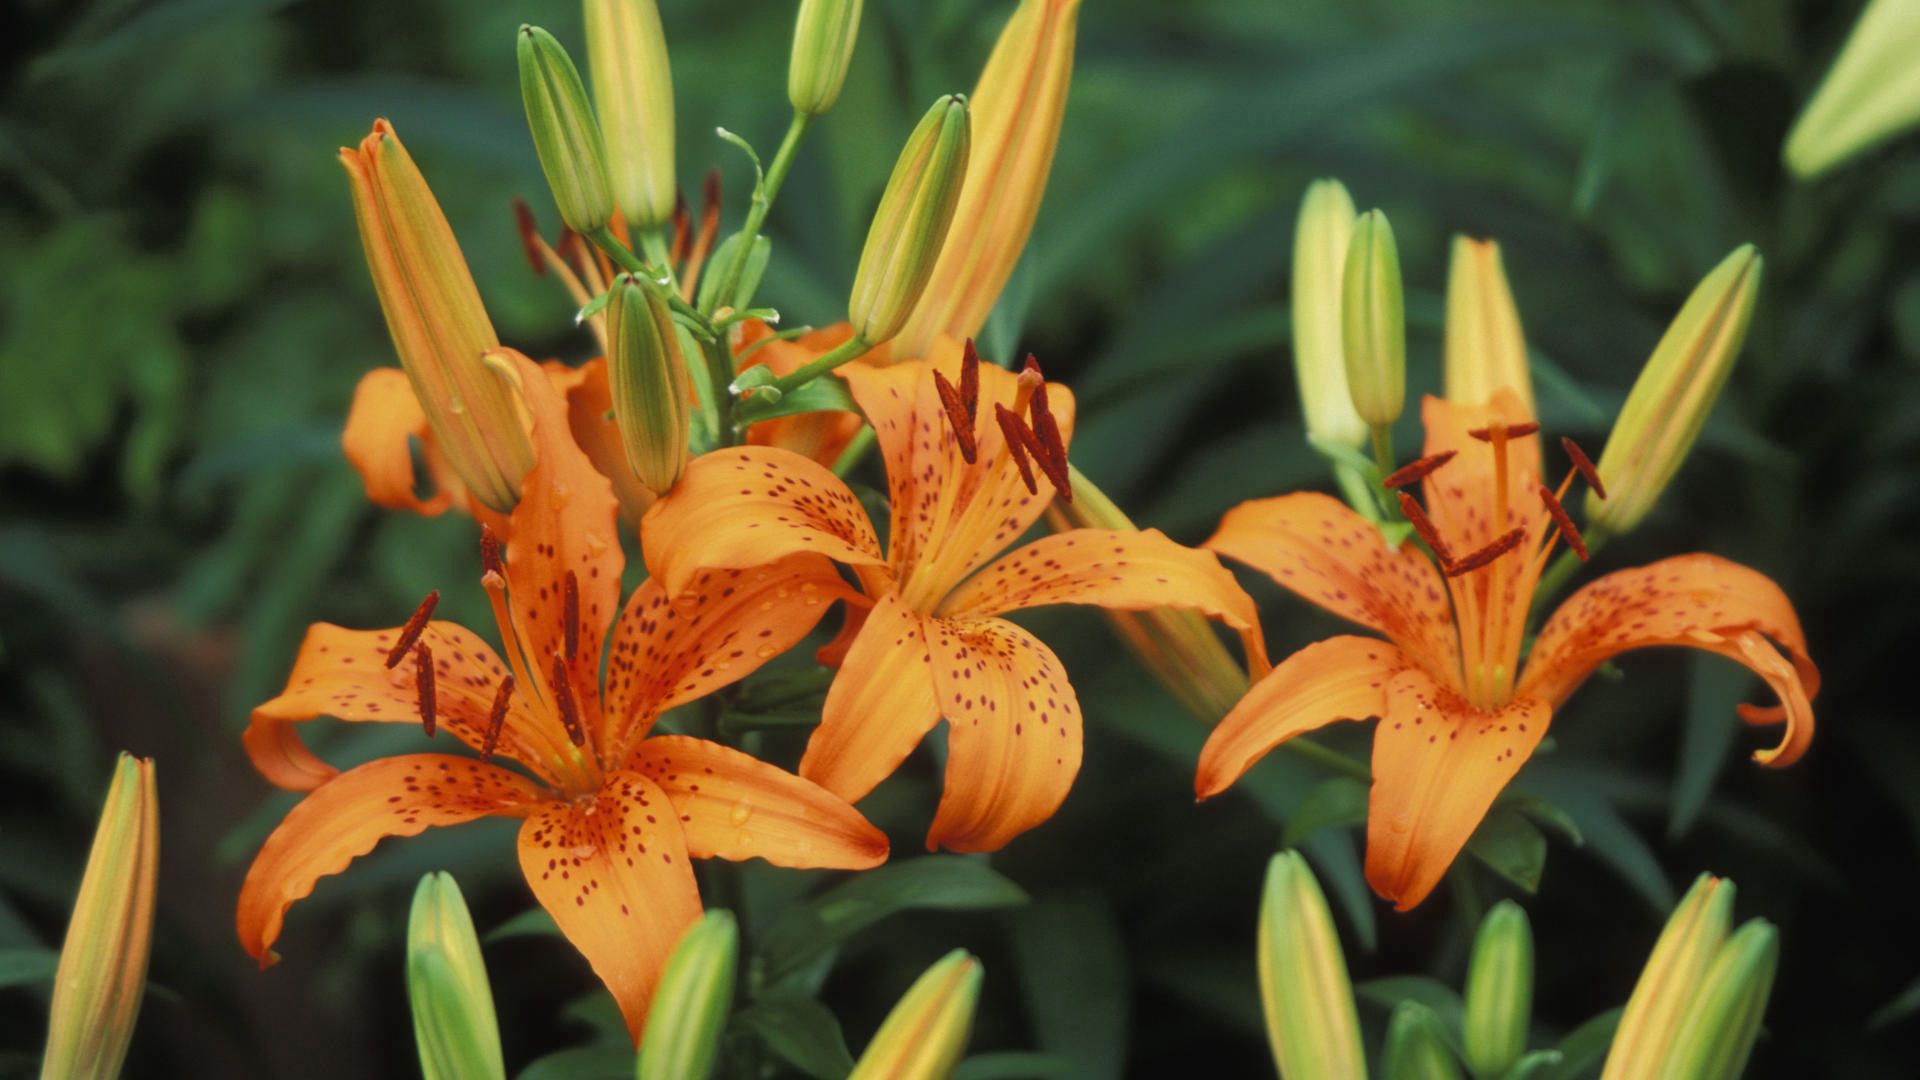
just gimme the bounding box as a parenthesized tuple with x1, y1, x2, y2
(3, 0, 1918, 1076)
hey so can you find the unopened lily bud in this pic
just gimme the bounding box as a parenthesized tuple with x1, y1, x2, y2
(519, 24, 614, 235)
(42, 753, 158, 1080)
(585, 0, 677, 228)
(1784, 0, 1920, 178)
(1657, 920, 1778, 1080)
(638, 911, 738, 1080)
(1291, 179, 1368, 449)
(848, 94, 971, 345)
(1382, 1002, 1464, 1080)
(1462, 900, 1533, 1078)
(606, 272, 692, 494)
(1342, 209, 1407, 431)
(849, 949, 983, 1080)
(1601, 874, 1737, 1080)
(1585, 245, 1762, 537)
(1257, 852, 1367, 1080)
(407, 873, 505, 1080)
(1444, 236, 1534, 416)
(788, 0, 863, 116)
(892, 0, 1080, 357)
(340, 120, 533, 513)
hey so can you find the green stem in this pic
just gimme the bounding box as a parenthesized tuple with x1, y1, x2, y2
(1281, 735, 1372, 783)
(761, 333, 873, 397)
(701, 335, 739, 444)
(1369, 424, 1395, 477)
(1332, 460, 1380, 522)
(588, 226, 649, 277)
(708, 110, 812, 313)
(832, 426, 877, 477)
(639, 228, 676, 286)
(1530, 527, 1607, 617)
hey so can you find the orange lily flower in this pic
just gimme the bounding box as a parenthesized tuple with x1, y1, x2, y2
(1195, 389, 1818, 910)
(238, 349, 884, 1041)
(642, 340, 1263, 851)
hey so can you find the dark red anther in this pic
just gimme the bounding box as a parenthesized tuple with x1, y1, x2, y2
(512, 199, 547, 277)
(669, 192, 690, 267)
(934, 369, 979, 463)
(562, 570, 581, 660)
(1397, 493, 1455, 566)
(385, 590, 440, 668)
(414, 643, 437, 738)
(694, 168, 722, 257)
(1561, 436, 1606, 499)
(960, 340, 981, 421)
(482, 674, 515, 760)
(1382, 450, 1458, 490)
(551, 652, 586, 747)
(556, 228, 586, 267)
(1537, 485, 1589, 561)
(1445, 526, 1528, 577)
(480, 525, 506, 579)
(1467, 421, 1541, 442)
(995, 404, 1039, 494)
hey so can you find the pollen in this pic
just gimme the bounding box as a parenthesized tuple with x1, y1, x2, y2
(1383, 450, 1457, 489)
(1445, 526, 1528, 576)
(1537, 484, 1589, 560)
(1562, 436, 1606, 499)
(481, 524, 506, 578)
(551, 652, 586, 747)
(385, 590, 440, 668)
(414, 642, 437, 737)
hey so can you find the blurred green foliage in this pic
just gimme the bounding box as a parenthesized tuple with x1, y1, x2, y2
(4, 0, 1920, 1076)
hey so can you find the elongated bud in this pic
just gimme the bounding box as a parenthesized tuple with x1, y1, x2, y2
(606, 273, 692, 494)
(1291, 179, 1368, 448)
(407, 873, 506, 1080)
(519, 24, 614, 235)
(1585, 245, 1762, 536)
(1257, 852, 1367, 1080)
(340, 120, 533, 513)
(788, 0, 863, 116)
(892, 0, 1080, 358)
(1342, 209, 1407, 430)
(638, 911, 738, 1080)
(1784, 0, 1920, 178)
(585, 0, 677, 228)
(1444, 236, 1534, 416)
(1601, 874, 1737, 1080)
(1462, 900, 1533, 1078)
(849, 950, 983, 1080)
(42, 753, 158, 1080)
(848, 95, 971, 345)
(1656, 920, 1778, 1080)
(1382, 1003, 1463, 1080)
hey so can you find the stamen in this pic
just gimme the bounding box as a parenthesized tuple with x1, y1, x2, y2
(995, 404, 1040, 494)
(680, 169, 722, 300)
(1445, 527, 1528, 577)
(482, 675, 515, 760)
(960, 340, 981, 422)
(550, 652, 586, 747)
(512, 199, 547, 277)
(1023, 383, 1072, 501)
(1383, 450, 1458, 489)
(562, 570, 581, 659)
(414, 643, 437, 737)
(1537, 485, 1589, 560)
(385, 590, 440, 668)
(480, 525, 506, 579)
(669, 192, 690, 267)
(1562, 436, 1606, 499)
(933, 369, 979, 463)
(1396, 492, 1455, 565)
(1468, 421, 1540, 442)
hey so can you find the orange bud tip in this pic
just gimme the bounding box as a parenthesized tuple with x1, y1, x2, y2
(1382, 450, 1457, 489)
(480, 526, 506, 578)
(1561, 436, 1606, 499)
(482, 675, 515, 760)
(513, 198, 548, 277)
(563, 570, 581, 659)
(551, 652, 586, 746)
(1445, 526, 1528, 577)
(1537, 484, 1589, 560)
(386, 590, 441, 667)
(1467, 421, 1540, 442)
(1397, 492, 1454, 564)
(415, 643, 437, 737)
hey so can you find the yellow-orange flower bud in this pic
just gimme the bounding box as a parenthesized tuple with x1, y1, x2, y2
(585, 0, 677, 228)
(1784, 0, 1920, 179)
(848, 94, 971, 345)
(849, 950, 983, 1080)
(788, 0, 863, 117)
(1601, 874, 1736, 1079)
(1443, 236, 1534, 416)
(1257, 851, 1368, 1080)
(1291, 179, 1368, 449)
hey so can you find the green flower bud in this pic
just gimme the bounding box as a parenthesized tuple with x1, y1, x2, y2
(638, 911, 738, 1080)
(848, 95, 971, 345)
(1341, 209, 1406, 431)
(1585, 245, 1761, 537)
(849, 950, 983, 1080)
(585, 0, 677, 229)
(1656, 920, 1778, 1080)
(407, 873, 505, 1080)
(42, 754, 158, 1080)
(519, 24, 614, 235)
(606, 272, 692, 495)
(1382, 1002, 1463, 1080)
(1291, 179, 1368, 449)
(1462, 900, 1534, 1078)
(1443, 236, 1534, 416)
(1601, 874, 1737, 1080)
(1784, 0, 1920, 178)
(1257, 852, 1368, 1080)
(788, 0, 864, 116)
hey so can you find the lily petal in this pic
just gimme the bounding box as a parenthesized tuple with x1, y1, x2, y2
(801, 592, 943, 803)
(341, 366, 462, 516)
(740, 320, 869, 467)
(1366, 668, 1549, 910)
(236, 754, 540, 966)
(631, 735, 889, 869)
(1517, 553, 1818, 766)
(245, 621, 560, 791)
(1206, 492, 1458, 679)
(559, 357, 658, 529)
(1196, 636, 1407, 798)
(517, 770, 702, 1045)
(924, 616, 1082, 853)
(640, 446, 887, 598)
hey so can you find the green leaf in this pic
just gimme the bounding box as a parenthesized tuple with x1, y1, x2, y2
(734, 992, 856, 1080)
(954, 1052, 1073, 1079)
(1282, 777, 1370, 847)
(1013, 898, 1128, 1080)
(1534, 1008, 1621, 1080)
(1503, 1049, 1565, 1080)
(484, 907, 560, 943)
(514, 1044, 633, 1080)
(1870, 974, 1920, 1030)
(1465, 807, 1548, 894)
(734, 369, 859, 425)
(1668, 654, 1751, 839)
(1356, 976, 1466, 1055)
(0, 947, 58, 991)
(1499, 795, 1585, 848)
